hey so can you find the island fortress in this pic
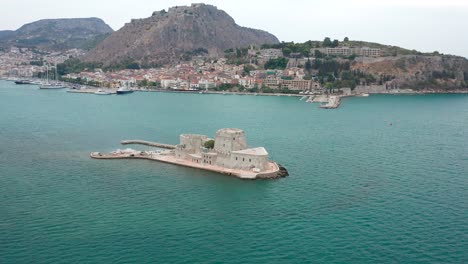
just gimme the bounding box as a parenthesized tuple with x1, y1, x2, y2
(176, 129, 270, 172)
(91, 128, 288, 179)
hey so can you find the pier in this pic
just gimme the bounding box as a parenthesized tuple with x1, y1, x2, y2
(121, 140, 176, 149)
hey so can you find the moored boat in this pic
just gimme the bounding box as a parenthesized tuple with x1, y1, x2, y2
(40, 84, 66, 89)
(116, 87, 134, 94)
(94, 89, 112, 95)
(14, 79, 33, 85)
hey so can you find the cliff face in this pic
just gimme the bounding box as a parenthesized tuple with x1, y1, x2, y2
(352, 55, 468, 89)
(0, 18, 113, 50)
(84, 4, 279, 65)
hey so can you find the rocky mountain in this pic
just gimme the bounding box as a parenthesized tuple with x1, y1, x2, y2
(84, 3, 279, 65)
(0, 18, 113, 50)
(0, 30, 15, 41)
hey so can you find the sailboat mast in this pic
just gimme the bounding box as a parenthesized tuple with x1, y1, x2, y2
(55, 62, 58, 82)
(46, 64, 49, 84)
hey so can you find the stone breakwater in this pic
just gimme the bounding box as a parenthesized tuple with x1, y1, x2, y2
(90, 149, 287, 180)
(121, 140, 176, 149)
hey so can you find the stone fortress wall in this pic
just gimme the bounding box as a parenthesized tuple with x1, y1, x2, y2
(174, 128, 270, 172)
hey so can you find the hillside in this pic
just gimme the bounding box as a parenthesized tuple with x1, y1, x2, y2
(0, 18, 113, 51)
(351, 55, 468, 89)
(84, 3, 279, 66)
(235, 38, 468, 90)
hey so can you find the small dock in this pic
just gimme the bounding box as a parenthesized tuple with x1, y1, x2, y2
(67, 89, 117, 94)
(121, 140, 176, 149)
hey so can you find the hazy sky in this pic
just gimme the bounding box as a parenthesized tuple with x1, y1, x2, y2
(1, 0, 467, 57)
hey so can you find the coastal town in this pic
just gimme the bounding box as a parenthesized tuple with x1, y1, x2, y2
(1, 37, 466, 109)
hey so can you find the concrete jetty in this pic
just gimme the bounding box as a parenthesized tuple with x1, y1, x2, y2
(121, 140, 176, 149)
(67, 88, 117, 94)
(319, 96, 341, 109)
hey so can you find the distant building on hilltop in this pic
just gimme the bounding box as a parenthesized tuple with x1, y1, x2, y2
(312, 47, 381, 57)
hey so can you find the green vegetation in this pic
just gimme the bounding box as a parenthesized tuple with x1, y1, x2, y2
(59, 76, 102, 87)
(56, 58, 162, 75)
(16, 37, 48, 46)
(204, 140, 215, 149)
(262, 41, 318, 57)
(225, 48, 249, 65)
(214, 83, 233, 91)
(322, 37, 340, 48)
(264, 57, 288, 70)
(30, 60, 44, 66)
(181, 48, 209, 61)
(378, 74, 395, 85)
(135, 79, 161, 88)
(311, 57, 378, 89)
(57, 58, 103, 75)
(432, 71, 456, 80)
(243, 64, 255, 75)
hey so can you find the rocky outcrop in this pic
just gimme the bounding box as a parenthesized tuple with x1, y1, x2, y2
(84, 3, 279, 65)
(0, 18, 113, 50)
(352, 55, 468, 89)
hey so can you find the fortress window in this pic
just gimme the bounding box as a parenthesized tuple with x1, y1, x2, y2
(243, 158, 245, 162)
(236, 157, 238, 160)
(249, 159, 251, 162)
(233, 137, 235, 140)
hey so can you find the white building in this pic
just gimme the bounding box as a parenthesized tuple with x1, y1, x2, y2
(312, 47, 381, 57)
(161, 79, 177, 88)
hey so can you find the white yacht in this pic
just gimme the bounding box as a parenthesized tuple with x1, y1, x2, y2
(94, 89, 112, 95)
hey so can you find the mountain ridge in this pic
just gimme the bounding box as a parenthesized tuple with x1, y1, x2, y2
(0, 17, 113, 51)
(84, 3, 279, 65)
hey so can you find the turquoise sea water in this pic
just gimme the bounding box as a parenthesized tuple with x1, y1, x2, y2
(0, 80, 467, 263)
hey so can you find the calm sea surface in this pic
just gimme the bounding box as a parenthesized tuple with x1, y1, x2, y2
(1, 80, 467, 263)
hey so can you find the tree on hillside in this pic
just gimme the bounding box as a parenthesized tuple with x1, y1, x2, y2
(344, 37, 349, 42)
(305, 58, 312, 73)
(332, 39, 339, 48)
(283, 47, 292, 57)
(314, 50, 324, 58)
(264, 57, 288, 70)
(323, 37, 332, 47)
